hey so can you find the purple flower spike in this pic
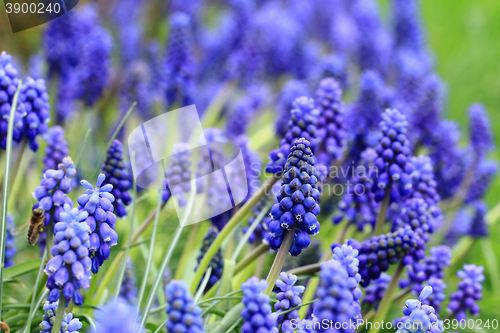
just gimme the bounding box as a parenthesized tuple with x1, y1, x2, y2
(241, 277, 278, 333)
(448, 264, 484, 321)
(39, 300, 82, 333)
(78, 174, 117, 274)
(44, 205, 91, 306)
(274, 273, 304, 332)
(268, 138, 321, 256)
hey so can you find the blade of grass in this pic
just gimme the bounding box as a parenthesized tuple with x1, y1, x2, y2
(194, 267, 213, 303)
(231, 201, 272, 262)
(153, 320, 169, 333)
(23, 247, 48, 333)
(74, 128, 93, 169)
(139, 178, 197, 327)
(0, 81, 22, 320)
(114, 152, 138, 301)
(90, 102, 136, 180)
(136, 190, 162, 308)
(189, 174, 279, 294)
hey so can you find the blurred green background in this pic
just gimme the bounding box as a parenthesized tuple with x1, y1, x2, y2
(420, 0, 500, 205)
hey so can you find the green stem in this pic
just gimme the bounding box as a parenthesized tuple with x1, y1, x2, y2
(202, 243, 270, 301)
(90, 102, 136, 180)
(140, 178, 195, 327)
(287, 262, 321, 276)
(298, 276, 319, 318)
(136, 190, 162, 307)
(189, 174, 279, 294)
(8, 138, 26, 194)
(24, 246, 48, 333)
(209, 303, 245, 333)
(114, 164, 138, 301)
(264, 229, 295, 295)
(194, 267, 213, 303)
(234, 243, 270, 275)
(367, 261, 404, 333)
(373, 183, 392, 236)
(208, 223, 291, 333)
(92, 203, 166, 306)
(231, 202, 272, 261)
(139, 225, 184, 327)
(50, 293, 66, 333)
(173, 223, 200, 280)
(201, 80, 236, 127)
(74, 128, 93, 169)
(0, 81, 21, 321)
(480, 238, 500, 294)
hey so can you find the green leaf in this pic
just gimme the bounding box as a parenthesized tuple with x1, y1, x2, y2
(4, 259, 42, 280)
(0, 80, 22, 319)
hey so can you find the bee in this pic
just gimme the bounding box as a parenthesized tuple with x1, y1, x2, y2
(13, 208, 46, 246)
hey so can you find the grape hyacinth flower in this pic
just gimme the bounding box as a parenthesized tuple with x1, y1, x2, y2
(33, 157, 77, 228)
(266, 98, 319, 174)
(241, 277, 278, 333)
(351, 225, 425, 287)
(92, 298, 144, 333)
(44, 204, 91, 306)
(468, 201, 488, 238)
(275, 80, 309, 137)
(226, 20, 265, 85)
(268, 138, 321, 256)
(448, 264, 484, 321)
(468, 103, 494, 158)
(373, 108, 413, 202)
(310, 54, 348, 90)
(394, 198, 433, 241)
(411, 74, 443, 144)
(465, 160, 498, 204)
(195, 228, 223, 290)
(331, 244, 363, 302)
(409, 155, 441, 219)
(44, 11, 83, 79)
(312, 260, 359, 332)
(396, 286, 444, 333)
(120, 59, 154, 119)
(429, 120, 466, 200)
(77, 174, 117, 274)
(226, 85, 267, 139)
(165, 280, 205, 333)
(422, 277, 446, 313)
(395, 50, 429, 113)
(5, 214, 16, 268)
(164, 12, 196, 106)
(274, 273, 305, 332)
(43, 126, 69, 172)
(315, 78, 347, 166)
(333, 148, 379, 231)
(39, 300, 83, 333)
(352, 0, 391, 74)
(0, 51, 25, 149)
(362, 273, 391, 310)
(119, 259, 138, 303)
(101, 140, 132, 217)
(20, 76, 50, 151)
(400, 245, 451, 295)
(393, 0, 425, 52)
(73, 23, 112, 107)
(348, 71, 384, 161)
